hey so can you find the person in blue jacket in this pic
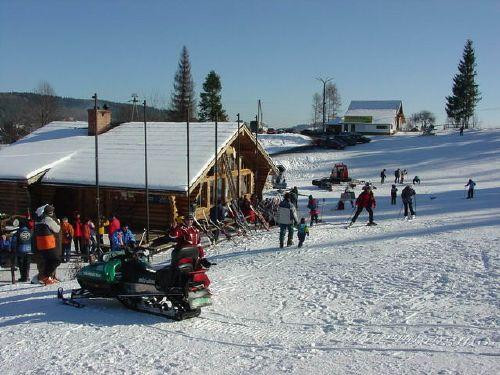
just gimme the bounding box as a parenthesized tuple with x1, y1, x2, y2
(11, 219, 33, 282)
(111, 224, 136, 251)
(0, 234, 11, 268)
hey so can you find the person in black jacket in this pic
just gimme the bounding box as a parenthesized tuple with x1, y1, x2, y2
(390, 185, 398, 205)
(401, 185, 416, 219)
(380, 169, 386, 184)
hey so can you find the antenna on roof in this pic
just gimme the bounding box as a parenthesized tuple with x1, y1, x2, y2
(129, 93, 139, 121)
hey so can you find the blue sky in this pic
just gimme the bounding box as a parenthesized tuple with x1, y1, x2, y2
(1, 0, 499, 127)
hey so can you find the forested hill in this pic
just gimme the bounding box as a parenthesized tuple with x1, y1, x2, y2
(0, 92, 172, 143)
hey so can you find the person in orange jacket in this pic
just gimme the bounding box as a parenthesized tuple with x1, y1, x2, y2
(61, 217, 74, 263)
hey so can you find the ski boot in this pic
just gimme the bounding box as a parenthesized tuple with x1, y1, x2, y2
(366, 222, 377, 226)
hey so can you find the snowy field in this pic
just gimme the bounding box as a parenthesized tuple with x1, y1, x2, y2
(1, 129, 499, 374)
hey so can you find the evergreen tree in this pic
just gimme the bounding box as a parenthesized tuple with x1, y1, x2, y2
(198, 71, 228, 121)
(445, 39, 481, 128)
(170, 46, 196, 121)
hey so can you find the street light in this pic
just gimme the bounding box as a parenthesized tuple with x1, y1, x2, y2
(316, 77, 333, 133)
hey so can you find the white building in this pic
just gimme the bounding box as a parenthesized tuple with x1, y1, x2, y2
(342, 100, 405, 135)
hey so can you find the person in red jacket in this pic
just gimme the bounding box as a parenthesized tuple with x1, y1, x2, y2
(108, 214, 121, 239)
(72, 212, 83, 254)
(169, 215, 210, 287)
(349, 185, 377, 226)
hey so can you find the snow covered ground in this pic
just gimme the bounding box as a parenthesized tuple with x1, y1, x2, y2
(1, 129, 499, 374)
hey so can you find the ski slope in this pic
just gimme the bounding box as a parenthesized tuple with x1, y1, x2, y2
(1, 129, 499, 374)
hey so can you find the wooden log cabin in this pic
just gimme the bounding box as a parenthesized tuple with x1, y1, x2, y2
(0, 111, 277, 230)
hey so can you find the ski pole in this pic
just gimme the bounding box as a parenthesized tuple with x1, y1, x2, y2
(320, 198, 325, 222)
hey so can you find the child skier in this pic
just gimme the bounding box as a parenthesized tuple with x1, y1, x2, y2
(391, 184, 398, 205)
(307, 195, 319, 226)
(465, 179, 476, 199)
(297, 218, 309, 248)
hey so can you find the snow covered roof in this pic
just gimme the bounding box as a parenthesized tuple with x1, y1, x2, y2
(344, 100, 403, 125)
(0, 121, 89, 181)
(0, 121, 254, 192)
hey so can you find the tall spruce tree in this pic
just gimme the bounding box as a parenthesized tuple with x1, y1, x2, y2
(445, 39, 481, 128)
(198, 71, 228, 121)
(170, 46, 196, 121)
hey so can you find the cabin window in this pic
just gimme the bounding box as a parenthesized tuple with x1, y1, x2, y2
(376, 125, 389, 129)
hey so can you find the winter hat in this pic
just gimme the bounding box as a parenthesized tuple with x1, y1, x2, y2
(44, 205, 55, 215)
(308, 195, 313, 200)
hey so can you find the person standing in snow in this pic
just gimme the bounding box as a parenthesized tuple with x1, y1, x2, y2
(401, 185, 416, 219)
(34, 205, 61, 285)
(277, 193, 298, 248)
(72, 212, 83, 255)
(394, 169, 400, 184)
(465, 179, 476, 199)
(10, 218, 32, 282)
(459, 126, 464, 136)
(349, 185, 376, 226)
(391, 184, 398, 205)
(307, 195, 319, 226)
(380, 169, 386, 184)
(297, 218, 310, 248)
(400, 169, 407, 184)
(60, 217, 74, 263)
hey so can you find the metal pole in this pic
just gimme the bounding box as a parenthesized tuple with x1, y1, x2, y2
(214, 114, 218, 207)
(143, 100, 149, 243)
(316, 77, 332, 133)
(186, 108, 191, 216)
(92, 93, 101, 255)
(254, 114, 258, 196)
(237, 113, 241, 198)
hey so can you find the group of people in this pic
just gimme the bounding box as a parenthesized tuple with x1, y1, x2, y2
(0, 204, 138, 285)
(381, 168, 421, 186)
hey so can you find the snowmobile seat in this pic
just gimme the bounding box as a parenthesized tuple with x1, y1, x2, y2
(171, 246, 200, 271)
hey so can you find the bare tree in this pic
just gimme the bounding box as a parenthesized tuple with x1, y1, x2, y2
(325, 82, 341, 121)
(311, 93, 322, 127)
(409, 110, 436, 132)
(33, 81, 59, 126)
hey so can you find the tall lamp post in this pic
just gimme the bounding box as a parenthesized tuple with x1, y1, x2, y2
(316, 77, 333, 133)
(92, 93, 101, 255)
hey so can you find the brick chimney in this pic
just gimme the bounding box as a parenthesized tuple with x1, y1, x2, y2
(88, 108, 111, 135)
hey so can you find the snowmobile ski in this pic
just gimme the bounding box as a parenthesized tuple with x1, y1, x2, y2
(57, 288, 85, 308)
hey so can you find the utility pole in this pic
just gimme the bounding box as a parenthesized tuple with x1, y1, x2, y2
(186, 108, 191, 216)
(130, 93, 139, 121)
(237, 113, 241, 198)
(92, 93, 101, 255)
(214, 113, 218, 206)
(316, 77, 332, 133)
(143, 100, 149, 243)
(254, 114, 258, 195)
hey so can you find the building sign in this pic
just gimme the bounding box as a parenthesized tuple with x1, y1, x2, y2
(344, 116, 372, 123)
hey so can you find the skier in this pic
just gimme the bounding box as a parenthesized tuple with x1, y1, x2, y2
(277, 193, 298, 248)
(401, 184, 416, 219)
(169, 214, 211, 287)
(297, 218, 310, 248)
(413, 176, 421, 185)
(394, 168, 400, 184)
(111, 223, 136, 251)
(390, 184, 398, 205)
(465, 179, 476, 199)
(210, 199, 228, 240)
(349, 185, 376, 227)
(380, 169, 386, 184)
(34, 204, 61, 285)
(400, 169, 407, 184)
(307, 195, 319, 226)
(10, 218, 32, 282)
(459, 125, 464, 136)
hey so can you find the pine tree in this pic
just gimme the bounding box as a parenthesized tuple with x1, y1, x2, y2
(198, 71, 228, 121)
(170, 46, 196, 121)
(445, 39, 481, 128)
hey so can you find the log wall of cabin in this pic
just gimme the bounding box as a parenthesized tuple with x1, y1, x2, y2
(0, 181, 30, 216)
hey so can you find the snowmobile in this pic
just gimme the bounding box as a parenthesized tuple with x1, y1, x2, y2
(57, 246, 212, 320)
